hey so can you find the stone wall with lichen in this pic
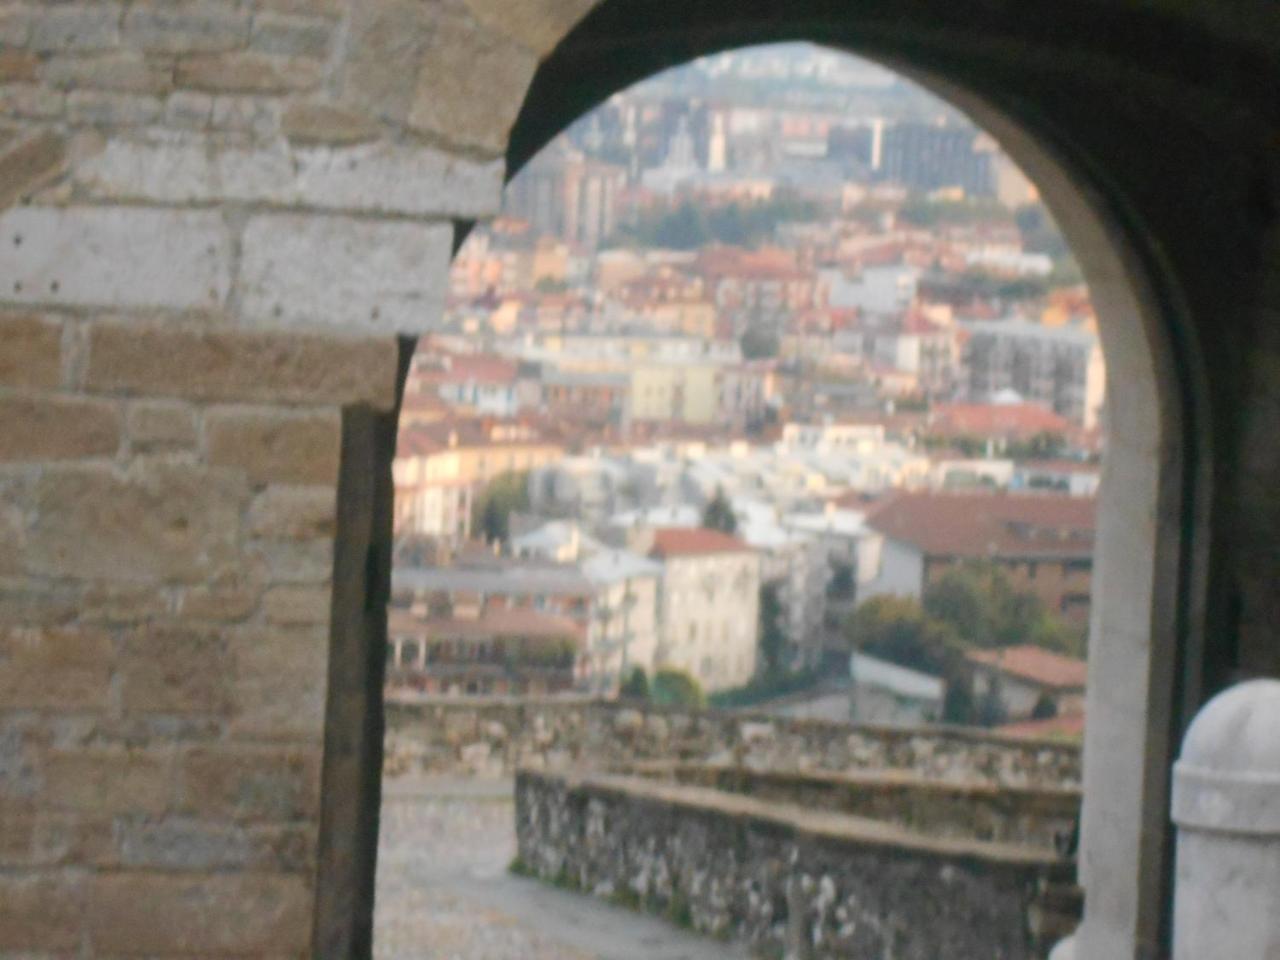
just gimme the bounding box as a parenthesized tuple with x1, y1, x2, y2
(514, 770, 1077, 960)
(383, 696, 1083, 788)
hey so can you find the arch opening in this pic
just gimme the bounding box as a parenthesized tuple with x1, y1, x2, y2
(382, 31, 1208, 960)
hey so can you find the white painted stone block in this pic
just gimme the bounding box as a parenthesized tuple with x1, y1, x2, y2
(0, 206, 230, 310)
(74, 135, 504, 218)
(1172, 679, 1280, 960)
(237, 213, 452, 334)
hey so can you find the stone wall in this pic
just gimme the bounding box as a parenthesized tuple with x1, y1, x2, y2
(630, 763, 1081, 850)
(515, 770, 1077, 960)
(384, 696, 1083, 788)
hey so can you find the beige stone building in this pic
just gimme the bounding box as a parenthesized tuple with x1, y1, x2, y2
(647, 528, 761, 692)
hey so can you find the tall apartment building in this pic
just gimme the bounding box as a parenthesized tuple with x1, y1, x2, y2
(504, 140, 627, 250)
(878, 122, 992, 197)
(960, 319, 1106, 429)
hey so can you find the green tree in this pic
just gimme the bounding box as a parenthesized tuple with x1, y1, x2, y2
(826, 559, 855, 600)
(758, 583, 788, 677)
(844, 595, 963, 677)
(701, 486, 737, 535)
(923, 561, 1074, 653)
(619, 667, 649, 701)
(650, 668, 705, 708)
(471, 471, 529, 544)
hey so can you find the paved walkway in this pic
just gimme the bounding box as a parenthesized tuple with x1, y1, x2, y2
(374, 777, 753, 960)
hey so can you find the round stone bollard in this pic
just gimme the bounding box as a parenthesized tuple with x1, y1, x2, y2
(1047, 934, 1075, 960)
(1171, 679, 1280, 960)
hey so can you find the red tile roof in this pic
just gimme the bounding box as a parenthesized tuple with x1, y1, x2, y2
(928, 402, 1073, 440)
(966, 644, 1088, 691)
(865, 491, 1095, 560)
(648, 527, 754, 558)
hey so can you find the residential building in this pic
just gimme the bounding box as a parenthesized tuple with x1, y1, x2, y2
(859, 491, 1096, 626)
(848, 651, 946, 725)
(647, 528, 761, 692)
(387, 608, 581, 696)
(965, 644, 1087, 721)
(960, 318, 1106, 428)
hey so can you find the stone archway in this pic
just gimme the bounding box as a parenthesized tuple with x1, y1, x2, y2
(0, 1, 1276, 958)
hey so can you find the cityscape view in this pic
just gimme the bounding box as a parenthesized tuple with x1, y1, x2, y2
(377, 43, 1098, 959)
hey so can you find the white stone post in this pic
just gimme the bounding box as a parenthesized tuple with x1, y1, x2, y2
(1171, 679, 1280, 959)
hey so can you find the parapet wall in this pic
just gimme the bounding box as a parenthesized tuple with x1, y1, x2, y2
(383, 695, 1083, 787)
(514, 770, 1077, 960)
(629, 762, 1081, 850)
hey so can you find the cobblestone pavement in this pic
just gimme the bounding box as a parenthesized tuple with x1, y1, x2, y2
(374, 777, 752, 960)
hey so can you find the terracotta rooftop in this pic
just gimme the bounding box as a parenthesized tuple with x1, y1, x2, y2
(865, 491, 1096, 559)
(966, 644, 1088, 691)
(928, 402, 1074, 440)
(648, 527, 754, 558)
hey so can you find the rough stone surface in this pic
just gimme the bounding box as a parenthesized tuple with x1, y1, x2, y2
(384, 697, 1083, 788)
(516, 771, 1069, 960)
(0, 130, 67, 209)
(206, 407, 342, 487)
(20, 463, 247, 582)
(85, 322, 399, 409)
(0, 311, 62, 388)
(0, 394, 121, 462)
(237, 213, 453, 332)
(0, 206, 230, 310)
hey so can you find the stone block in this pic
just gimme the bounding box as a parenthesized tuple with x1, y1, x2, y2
(43, 52, 173, 94)
(22, 463, 248, 583)
(247, 485, 337, 540)
(405, 16, 537, 155)
(228, 626, 329, 741)
(74, 133, 504, 218)
(0, 872, 85, 951)
(85, 321, 399, 409)
(0, 206, 230, 310)
(122, 3, 251, 53)
(0, 6, 33, 46)
(0, 130, 68, 210)
(209, 92, 282, 137)
(0, 626, 113, 711)
(87, 872, 312, 954)
(255, 0, 346, 15)
(206, 407, 341, 486)
(237, 212, 453, 333)
(0, 50, 38, 83)
(80, 581, 173, 623)
(176, 52, 324, 94)
(0, 312, 61, 389)
(126, 400, 197, 452)
(176, 745, 321, 821)
(176, 572, 261, 623)
(0, 577, 79, 625)
(247, 536, 333, 584)
(114, 816, 315, 872)
(119, 624, 233, 716)
(340, 0, 434, 125)
(40, 747, 172, 815)
(164, 89, 215, 127)
(263, 584, 331, 625)
(0, 393, 121, 462)
(282, 101, 380, 146)
(0, 805, 113, 867)
(460, 0, 598, 56)
(67, 89, 164, 125)
(0, 82, 66, 120)
(28, 4, 122, 52)
(251, 12, 336, 57)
